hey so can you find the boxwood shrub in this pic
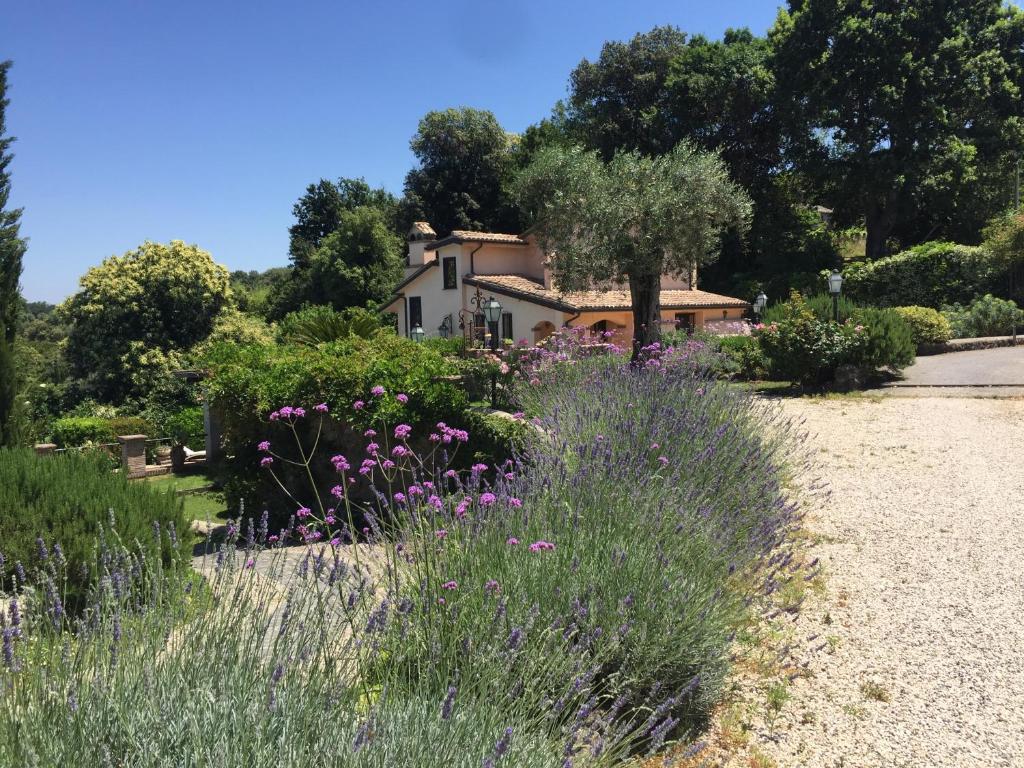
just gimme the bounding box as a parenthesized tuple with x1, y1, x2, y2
(0, 448, 189, 615)
(894, 306, 953, 344)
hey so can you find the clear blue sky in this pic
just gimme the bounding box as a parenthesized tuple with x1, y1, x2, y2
(5, 0, 781, 303)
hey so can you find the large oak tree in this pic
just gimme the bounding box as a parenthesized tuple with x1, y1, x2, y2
(771, 0, 1024, 259)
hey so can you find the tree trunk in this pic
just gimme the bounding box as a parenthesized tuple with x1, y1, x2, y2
(864, 189, 901, 260)
(629, 273, 661, 361)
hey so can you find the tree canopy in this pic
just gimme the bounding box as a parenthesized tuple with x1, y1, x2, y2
(402, 108, 520, 235)
(515, 143, 751, 354)
(771, 0, 1024, 259)
(61, 240, 231, 403)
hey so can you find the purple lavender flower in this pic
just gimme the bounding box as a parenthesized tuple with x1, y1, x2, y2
(370, 385, 386, 397)
(440, 685, 457, 720)
(260, 456, 273, 467)
(314, 402, 329, 413)
(441, 580, 458, 590)
(396, 393, 409, 404)
(479, 492, 497, 506)
(394, 424, 412, 440)
(353, 400, 365, 410)
(257, 440, 271, 452)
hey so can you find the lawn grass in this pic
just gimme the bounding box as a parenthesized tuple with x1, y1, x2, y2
(145, 472, 229, 522)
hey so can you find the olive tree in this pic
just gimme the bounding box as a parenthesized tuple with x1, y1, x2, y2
(515, 143, 750, 355)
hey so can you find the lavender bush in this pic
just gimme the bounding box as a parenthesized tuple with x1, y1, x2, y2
(0, 340, 802, 764)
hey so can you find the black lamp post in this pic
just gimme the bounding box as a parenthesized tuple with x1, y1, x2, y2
(482, 296, 503, 408)
(828, 270, 844, 322)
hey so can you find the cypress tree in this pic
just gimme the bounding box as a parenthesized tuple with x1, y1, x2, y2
(0, 60, 27, 445)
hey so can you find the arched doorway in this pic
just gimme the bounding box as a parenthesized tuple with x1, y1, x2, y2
(533, 321, 556, 343)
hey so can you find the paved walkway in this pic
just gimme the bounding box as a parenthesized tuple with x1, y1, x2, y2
(743, 397, 1024, 767)
(879, 345, 1024, 397)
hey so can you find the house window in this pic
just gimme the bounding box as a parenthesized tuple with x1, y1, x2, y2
(501, 312, 513, 342)
(674, 313, 695, 333)
(442, 257, 457, 289)
(590, 319, 609, 334)
(408, 297, 422, 335)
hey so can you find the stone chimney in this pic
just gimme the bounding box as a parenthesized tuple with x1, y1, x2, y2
(407, 222, 437, 267)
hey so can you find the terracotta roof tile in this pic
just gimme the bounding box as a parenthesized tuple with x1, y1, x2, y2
(410, 221, 437, 236)
(431, 231, 528, 247)
(463, 274, 749, 311)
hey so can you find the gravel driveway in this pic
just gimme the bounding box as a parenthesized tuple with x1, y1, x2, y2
(749, 396, 1024, 767)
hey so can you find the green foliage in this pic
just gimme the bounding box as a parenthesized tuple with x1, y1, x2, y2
(982, 207, 1024, 305)
(756, 293, 867, 384)
(401, 108, 520, 235)
(943, 294, 1024, 338)
(287, 177, 400, 271)
(61, 240, 231, 404)
(0, 448, 188, 613)
(202, 334, 470, 518)
(195, 308, 274, 351)
(850, 307, 916, 370)
(841, 242, 1005, 309)
(50, 415, 153, 448)
(276, 304, 383, 346)
(764, 292, 860, 324)
(893, 306, 953, 344)
(272, 206, 404, 317)
(228, 267, 291, 319)
(717, 334, 769, 380)
(161, 406, 204, 447)
(515, 142, 751, 351)
(0, 60, 27, 446)
(771, 1, 1024, 258)
(461, 410, 528, 466)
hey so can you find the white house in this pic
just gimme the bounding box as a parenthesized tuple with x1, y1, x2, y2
(382, 223, 750, 346)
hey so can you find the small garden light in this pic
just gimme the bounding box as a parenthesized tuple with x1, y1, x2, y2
(828, 270, 843, 322)
(411, 323, 425, 343)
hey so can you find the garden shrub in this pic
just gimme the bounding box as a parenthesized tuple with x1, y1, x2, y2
(894, 306, 953, 344)
(276, 304, 384, 346)
(202, 333, 473, 520)
(161, 406, 205, 447)
(50, 415, 154, 448)
(942, 294, 1023, 338)
(849, 307, 916, 369)
(0, 448, 188, 615)
(755, 293, 867, 384)
(842, 241, 1004, 308)
(717, 334, 769, 380)
(764, 292, 859, 324)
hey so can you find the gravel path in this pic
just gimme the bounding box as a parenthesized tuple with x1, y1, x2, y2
(749, 397, 1024, 767)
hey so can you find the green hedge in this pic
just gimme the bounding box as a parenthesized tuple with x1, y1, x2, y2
(0, 448, 188, 614)
(202, 332, 475, 520)
(50, 415, 154, 448)
(842, 241, 1004, 309)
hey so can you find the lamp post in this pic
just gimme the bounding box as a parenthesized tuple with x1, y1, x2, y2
(411, 323, 425, 343)
(828, 270, 843, 322)
(482, 296, 503, 408)
(753, 291, 767, 320)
